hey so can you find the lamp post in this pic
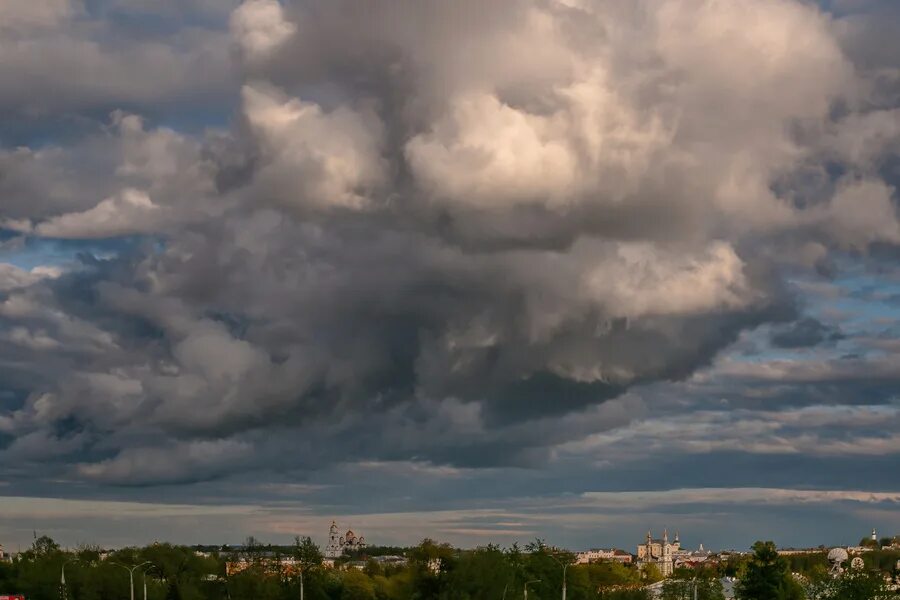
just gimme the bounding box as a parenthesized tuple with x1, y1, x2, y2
(112, 561, 151, 600)
(524, 579, 541, 600)
(60, 558, 77, 586)
(60, 558, 81, 600)
(549, 555, 570, 600)
(142, 564, 162, 600)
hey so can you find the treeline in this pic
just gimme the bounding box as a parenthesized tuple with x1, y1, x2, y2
(1, 536, 898, 600)
(0, 537, 651, 600)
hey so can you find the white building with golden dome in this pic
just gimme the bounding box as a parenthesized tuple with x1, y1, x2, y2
(325, 520, 367, 558)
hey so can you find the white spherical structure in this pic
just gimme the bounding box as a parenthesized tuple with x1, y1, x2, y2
(828, 548, 849, 563)
(828, 548, 849, 576)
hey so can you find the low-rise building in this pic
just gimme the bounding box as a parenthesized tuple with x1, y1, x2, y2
(575, 548, 632, 564)
(226, 556, 303, 576)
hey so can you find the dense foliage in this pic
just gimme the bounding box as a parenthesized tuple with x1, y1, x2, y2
(659, 568, 725, 600)
(0, 536, 647, 600)
(1, 536, 897, 600)
(804, 568, 899, 600)
(735, 542, 805, 600)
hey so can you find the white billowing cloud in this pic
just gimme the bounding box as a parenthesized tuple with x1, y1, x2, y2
(825, 109, 900, 167)
(0, 0, 79, 29)
(230, 0, 296, 64)
(172, 320, 271, 384)
(242, 84, 387, 210)
(0, 0, 231, 115)
(585, 241, 755, 319)
(651, 0, 852, 231)
(826, 178, 900, 249)
(655, 0, 850, 118)
(0, 112, 214, 225)
(115, 113, 201, 182)
(35, 188, 165, 238)
(111, 112, 219, 220)
(1, 0, 900, 516)
(405, 71, 671, 210)
(392, 0, 879, 251)
(406, 92, 581, 208)
(0, 264, 60, 291)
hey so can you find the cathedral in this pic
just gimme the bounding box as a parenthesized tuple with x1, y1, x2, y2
(636, 529, 680, 577)
(325, 520, 367, 558)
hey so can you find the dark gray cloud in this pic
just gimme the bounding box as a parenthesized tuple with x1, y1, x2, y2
(0, 0, 899, 549)
(770, 317, 845, 348)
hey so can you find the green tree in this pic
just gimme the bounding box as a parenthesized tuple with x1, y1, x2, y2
(294, 536, 324, 571)
(31, 535, 62, 558)
(640, 563, 663, 584)
(341, 569, 376, 600)
(408, 539, 456, 600)
(444, 545, 517, 600)
(660, 577, 724, 600)
(601, 590, 650, 600)
(165, 580, 183, 600)
(583, 560, 642, 591)
(805, 567, 899, 600)
(735, 541, 803, 600)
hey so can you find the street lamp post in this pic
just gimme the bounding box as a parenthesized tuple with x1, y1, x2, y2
(60, 558, 81, 600)
(142, 564, 162, 600)
(524, 579, 541, 600)
(112, 561, 152, 600)
(61, 559, 77, 586)
(549, 555, 570, 600)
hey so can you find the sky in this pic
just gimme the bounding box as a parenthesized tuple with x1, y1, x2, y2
(0, 0, 899, 554)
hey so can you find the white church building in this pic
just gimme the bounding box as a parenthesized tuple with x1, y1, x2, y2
(325, 520, 367, 558)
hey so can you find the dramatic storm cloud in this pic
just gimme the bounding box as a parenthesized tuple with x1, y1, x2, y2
(0, 0, 899, 549)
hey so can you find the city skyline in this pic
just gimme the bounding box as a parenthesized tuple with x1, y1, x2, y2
(0, 501, 894, 554)
(1, 0, 900, 554)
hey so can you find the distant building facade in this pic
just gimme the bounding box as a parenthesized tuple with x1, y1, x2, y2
(673, 542, 713, 569)
(637, 530, 679, 577)
(226, 556, 302, 577)
(325, 521, 366, 558)
(575, 549, 633, 565)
